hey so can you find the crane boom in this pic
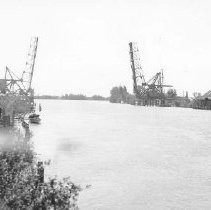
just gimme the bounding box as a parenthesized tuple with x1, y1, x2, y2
(22, 37, 38, 92)
(129, 42, 146, 98)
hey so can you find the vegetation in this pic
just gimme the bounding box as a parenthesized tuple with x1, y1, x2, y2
(88, 95, 107, 101)
(193, 92, 202, 99)
(166, 88, 177, 98)
(0, 128, 81, 209)
(35, 94, 107, 101)
(34, 95, 60, 100)
(109, 86, 136, 105)
(61, 94, 87, 100)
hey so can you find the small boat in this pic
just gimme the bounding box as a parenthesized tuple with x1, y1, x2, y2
(29, 113, 41, 124)
(22, 120, 29, 129)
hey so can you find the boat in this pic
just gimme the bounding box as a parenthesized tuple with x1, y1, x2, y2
(29, 113, 41, 124)
(22, 120, 29, 129)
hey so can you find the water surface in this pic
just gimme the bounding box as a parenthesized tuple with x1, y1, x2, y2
(31, 100, 211, 210)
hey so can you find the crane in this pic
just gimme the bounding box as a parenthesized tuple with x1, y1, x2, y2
(0, 37, 39, 120)
(129, 42, 172, 105)
(2, 37, 38, 96)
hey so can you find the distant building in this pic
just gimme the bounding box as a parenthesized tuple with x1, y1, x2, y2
(159, 91, 190, 107)
(193, 90, 211, 110)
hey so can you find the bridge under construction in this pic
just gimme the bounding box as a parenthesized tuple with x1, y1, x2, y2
(129, 42, 172, 106)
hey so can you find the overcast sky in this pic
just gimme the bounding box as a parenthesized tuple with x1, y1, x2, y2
(0, 0, 210, 97)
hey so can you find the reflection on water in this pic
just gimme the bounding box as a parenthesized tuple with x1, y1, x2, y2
(0, 128, 24, 148)
(57, 138, 81, 152)
(31, 100, 211, 210)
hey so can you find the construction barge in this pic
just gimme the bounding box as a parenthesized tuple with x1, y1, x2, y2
(129, 42, 174, 106)
(0, 37, 39, 127)
(129, 42, 190, 107)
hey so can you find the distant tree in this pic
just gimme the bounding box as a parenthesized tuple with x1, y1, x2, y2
(34, 95, 60, 99)
(125, 94, 136, 105)
(193, 92, 201, 99)
(119, 86, 128, 102)
(36, 93, 107, 101)
(91, 95, 106, 100)
(110, 86, 121, 103)
(61, 94, 87, 100)
(109, 86, 135, 104)
(166, 89, 177, 98)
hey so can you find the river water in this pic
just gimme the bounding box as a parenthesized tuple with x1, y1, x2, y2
(31, 100, 211, 210)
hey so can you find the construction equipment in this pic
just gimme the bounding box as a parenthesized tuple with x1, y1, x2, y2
(22, 37, 38, 94)
(0, 37, 38, 126)
(129, 42, 172, 106)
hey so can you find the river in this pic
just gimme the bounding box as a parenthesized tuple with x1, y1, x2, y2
(31, 100, 211, 210)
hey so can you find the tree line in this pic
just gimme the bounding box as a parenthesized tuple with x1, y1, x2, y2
(35, 94, 108, 101)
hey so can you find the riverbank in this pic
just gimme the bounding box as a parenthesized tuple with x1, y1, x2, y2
(0, 127, 81, 209)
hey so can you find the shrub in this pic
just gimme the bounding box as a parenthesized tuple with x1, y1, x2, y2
(0, 128, 81, 209)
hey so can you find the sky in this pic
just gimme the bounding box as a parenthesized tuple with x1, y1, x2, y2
(0, 0, 210, 97)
